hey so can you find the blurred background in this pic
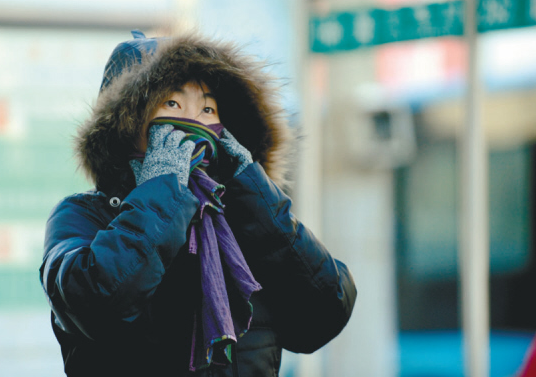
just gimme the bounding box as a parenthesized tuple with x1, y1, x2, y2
(1, 0, 535, 376)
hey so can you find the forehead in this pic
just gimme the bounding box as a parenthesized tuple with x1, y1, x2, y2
(174, 81, 214, 97)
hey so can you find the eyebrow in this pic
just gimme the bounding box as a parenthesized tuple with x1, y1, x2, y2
(203, 92, 216, 101)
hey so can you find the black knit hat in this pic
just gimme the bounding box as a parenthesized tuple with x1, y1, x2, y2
(100, 30, 162, 91)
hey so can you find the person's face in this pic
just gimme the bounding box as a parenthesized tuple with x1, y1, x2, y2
(136, 81, 220, 152)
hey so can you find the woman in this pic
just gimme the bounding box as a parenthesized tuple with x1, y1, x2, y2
(40, 30, 357, 377)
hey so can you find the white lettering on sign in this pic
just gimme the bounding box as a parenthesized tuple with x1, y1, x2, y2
(353, 12, 375, 44)
(387, 11, 401, 39)
(414, 6, 432, 35)
(482, 0, 512, 26)
(318, 20, 343, 47)
(414, 6, 431, 25)
(442, 2, 462, 30)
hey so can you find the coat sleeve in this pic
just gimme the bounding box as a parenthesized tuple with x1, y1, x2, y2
(223, 162, 357, 353)
(39, 174, 199, 341)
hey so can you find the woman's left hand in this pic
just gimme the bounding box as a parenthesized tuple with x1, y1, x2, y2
(218, 128, 253, 177)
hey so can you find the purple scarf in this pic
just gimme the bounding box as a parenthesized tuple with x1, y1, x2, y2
(187, 169, 262, 371)
(139, 118, 261, 371)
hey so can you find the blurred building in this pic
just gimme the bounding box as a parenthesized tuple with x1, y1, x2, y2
(308, 0, 536, 376)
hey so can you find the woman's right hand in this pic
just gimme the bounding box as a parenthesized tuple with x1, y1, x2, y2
(130, 124, 195, 186)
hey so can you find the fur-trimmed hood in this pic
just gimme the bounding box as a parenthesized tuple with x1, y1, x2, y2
(76, 31, 293, 193)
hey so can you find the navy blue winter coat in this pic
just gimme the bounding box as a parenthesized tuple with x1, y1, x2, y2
(41, 163, 356, 376)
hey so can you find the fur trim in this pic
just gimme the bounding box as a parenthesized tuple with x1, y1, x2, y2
(75, 32, 294, 191)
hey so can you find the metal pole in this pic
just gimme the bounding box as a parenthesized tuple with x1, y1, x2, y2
(292, 1, 325, 375)
(460, 0, 490, 376)
(293, 0, 325, 237)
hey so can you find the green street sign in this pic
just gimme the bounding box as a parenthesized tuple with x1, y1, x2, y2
(310, 0, 536, 53)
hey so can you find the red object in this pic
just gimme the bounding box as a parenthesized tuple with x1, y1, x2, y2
(0, 228, 11, 261)
(519, 337, 536, 377)
(0, 98, 9, 134)
(376, 39, 466, 95)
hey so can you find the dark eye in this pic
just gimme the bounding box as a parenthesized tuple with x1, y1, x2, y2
(203, 107, 215, 114)
(165, 100, 179, 108)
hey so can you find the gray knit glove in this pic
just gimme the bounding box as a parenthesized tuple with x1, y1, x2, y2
(218, 128, 253, 177)
(129, 124, 195, 186)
